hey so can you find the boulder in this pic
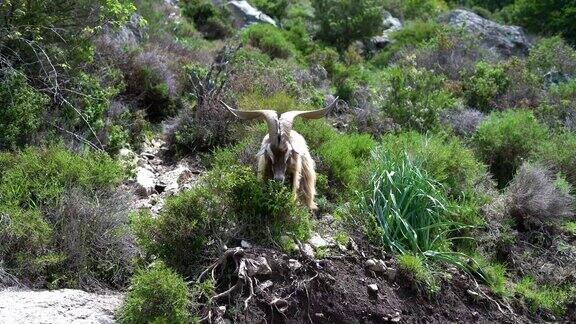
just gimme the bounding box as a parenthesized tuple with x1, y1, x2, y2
(438, 9, 530, 57)
(226, 1, 277, 28)
(370, 11, 403, 50)
(0, 288, 122, 324)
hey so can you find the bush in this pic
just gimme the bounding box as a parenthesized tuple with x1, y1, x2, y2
(493, 58, 542, 111)
(252, 0, 289, 20)
(509, 0, 576, 45)
(505, 163, 574, 230)
(139, 165, 311, 276)
(371, 20, 442, 68)
(117, 261, 190, 324)
(472, 110, 549, 188)
(527, 36, 576, 78)
(440, 108, 485, 138)
(535, 131, 576, 187)
(383, 0, 448, 20)
(464, 62, 510, 112)
(312, 0, 384, 50)
(538, 79, 576, 130)
(0, 70, 48, 150)
(0, 146, 125, 288)
(381, 67, 457, 132)
(381, 132, 487, 199)
(243, 24, 296, 59)
(181, 0, 233, 39)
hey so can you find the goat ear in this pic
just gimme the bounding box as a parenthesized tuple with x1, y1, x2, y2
(256, 146, 267, 157)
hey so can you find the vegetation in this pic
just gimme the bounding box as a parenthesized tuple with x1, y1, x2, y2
(2, 0, 576, 322)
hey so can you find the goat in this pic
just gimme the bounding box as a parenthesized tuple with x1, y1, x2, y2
(221, 100, 336, 210)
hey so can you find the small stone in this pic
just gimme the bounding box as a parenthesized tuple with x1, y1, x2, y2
(390, 316, 401, 322)
(365, 259, 387, 273)
(467, 289, 480, 298)
(348, 238, 359, 251)
(367, 284, 379, 293)
(257, 280, 273, 292)
(471, 311, 479, 318)
(308, 232, 329, 249)
(240, 240, 252, 249)
(301, 243, 315, 259)
(136, 167, 155, 197)
(288, 259, 302, 271)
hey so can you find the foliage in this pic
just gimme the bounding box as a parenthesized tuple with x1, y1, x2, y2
(527, 36, 576, 77)
(312, 0, 384, 50)
(397, 254, 439, 293)
(243, 24, 296, 59)
(181, 0, 233, 39)
(0, 146, 125, 287)
(440, 108, 485, 138)
(381, 66, 457, 132)
(515, 276, 571, 317)
(117, 261, 190, 324)
(383, 0, 448, 20)
(252, 0, 289, 20)
(137, 165, 311, 276)
(472, 110, 549, 188)
(505, 163, 574, 229)
(508, 0, 576, 45)
(381, 131, 487, 199)
(535, 130, 576, 187)
(0, 70, 48, 150)
(464, 62, 510, 112)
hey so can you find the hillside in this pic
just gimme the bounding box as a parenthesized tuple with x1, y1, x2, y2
(1, 0, 575, 323)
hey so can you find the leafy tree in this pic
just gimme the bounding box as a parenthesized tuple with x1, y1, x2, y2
(312, 0, 384, 50)
(509, 0, 576, 45)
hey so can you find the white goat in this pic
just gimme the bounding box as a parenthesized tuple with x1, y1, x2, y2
(221, 100, 336, 210)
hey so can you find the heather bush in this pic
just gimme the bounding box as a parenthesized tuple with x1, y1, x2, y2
(472, 110, 549, 188)
(312, 0, 384, 50)
(380, 66, 457, 132)
(242, 24, 296, 59)
(0, 70, 49, 150)
(440, 108, 485, 138)
(117, 261, 190, 324)
(492, 58, 542, 111)
(0, 146, 126, 288)
(464, 62, 510, 112)
(527, 36, 576, 78)
(505, 163, 574, 230)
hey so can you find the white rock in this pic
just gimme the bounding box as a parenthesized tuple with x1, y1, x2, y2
(240, 240, 252, 249)
(365, 258, 387, 273)
(288, 259, 302, 271)
(227, 0, 277, 28)
(301, 243, 315, 259)
(367, 284, 379, 293)
(157, 165, 193, 194)
(308, 233, 329, 249)
(136, 167, 156, 197)
(0, 288, 122, 324)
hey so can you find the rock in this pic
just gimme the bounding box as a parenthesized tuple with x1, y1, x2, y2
(244, 256, 272, 276)
(385, 267, 397, 281)
(301, 243, 315, 259)
(0, 288, 122, 323)
(544, 69, 571, 87)
(365, 259, 387, 273)
(467, 289, 480, 299)
(288, 259, 302, 271)
(157, 165, 193, 194)
(136, 167, 156, 197)
(257, 280, 273, 292)
(308, 233, 329, 249)
(240, 240, 252, 249)
(367, 284, 379, 293)
(370, 11, 402, 50)
(226, 1, 277, 28)
(101, 13, 144, 48)
(438, 9, 530, 57)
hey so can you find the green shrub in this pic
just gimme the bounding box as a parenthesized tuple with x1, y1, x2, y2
(381, 67, 457, 132)
(464, 62, 510, 112)
(371, 20, 442, 67)
(140, 165, 311, 276)
(508, 0, 576, 45)
(243, 24, 296, 59)
(535, 130, 576, 187)
(295, 120, 375, 191)
(0, 146, 126, 287)
(383, 0, 448, 20)
(312, 0, 384, 49)
(472, 110, 549, 188)
(0, 70, 48, 150)
(238, 91, 302, 113)
(381, 132, 487, 199)
(538, 79, 576, 129)
(252, 0, 289, 20)
(181, 0, 233, 39)
(527, 36, 576, 77)
(117, 261, 190, 324)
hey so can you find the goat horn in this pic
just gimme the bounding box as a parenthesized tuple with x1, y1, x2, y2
(220, 100, 280, 145)
(279, 96, 338, 124)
